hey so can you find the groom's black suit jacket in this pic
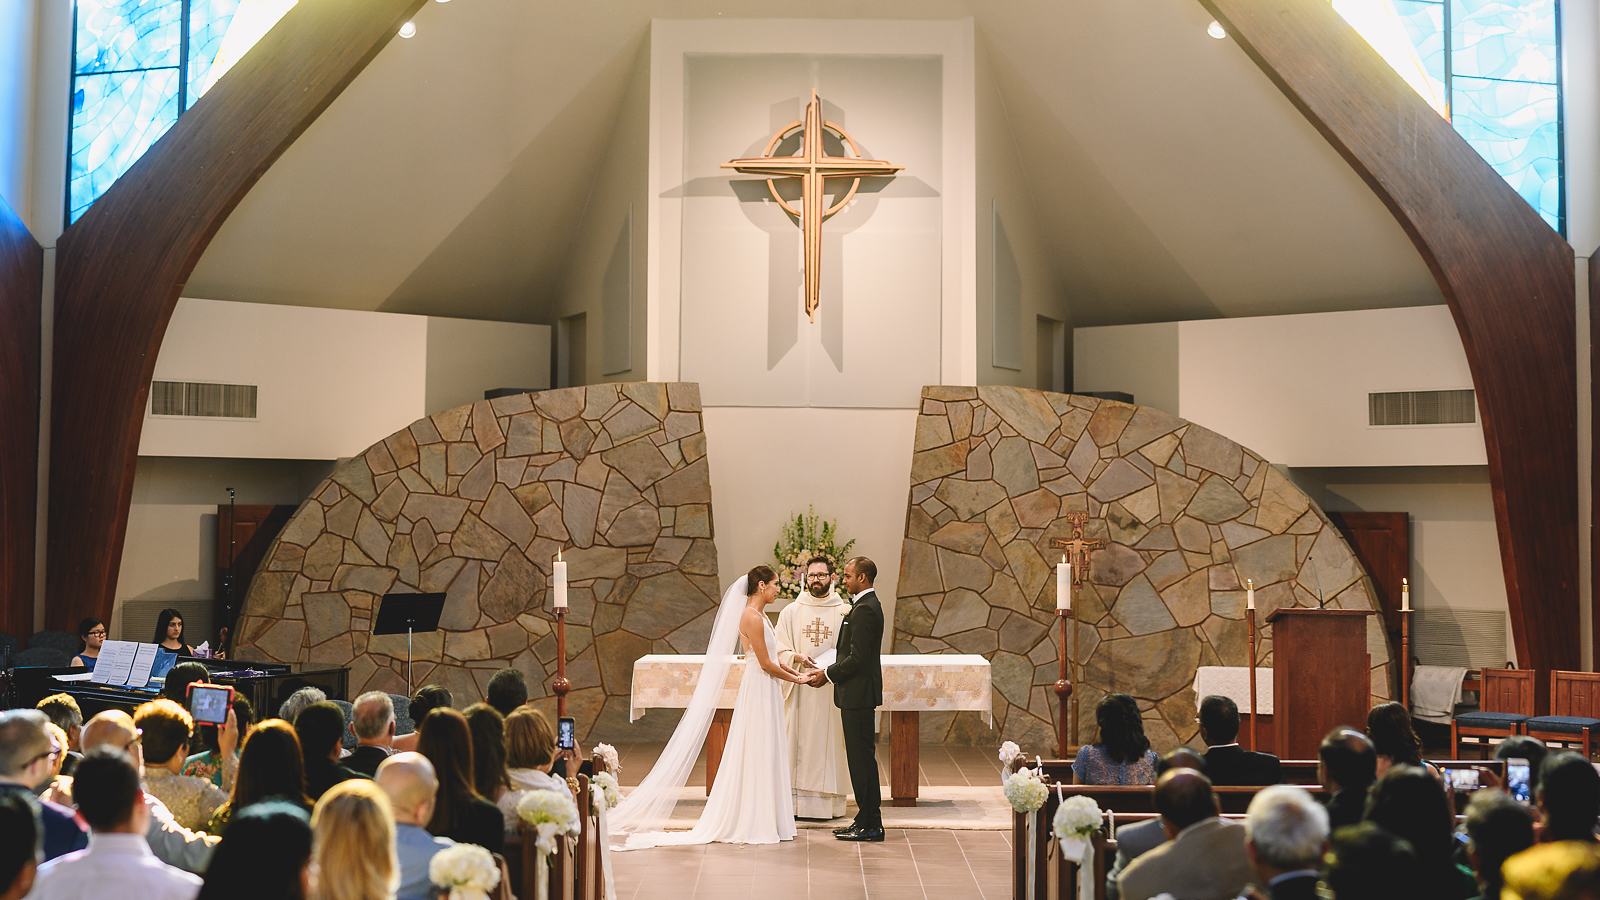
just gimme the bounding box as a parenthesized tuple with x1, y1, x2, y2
(827, 588, 883, 709)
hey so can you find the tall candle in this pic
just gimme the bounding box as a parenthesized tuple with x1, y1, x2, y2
(553, 549, 568, 609)
(1246, 578, 1255, 611)
(1056, 556, 1071, 611)
(1401, 577, 1410, 613)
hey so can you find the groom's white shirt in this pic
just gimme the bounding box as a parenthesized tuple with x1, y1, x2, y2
(821, 588, 874, 684)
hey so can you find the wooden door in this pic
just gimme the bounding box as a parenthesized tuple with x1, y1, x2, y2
(214, 504, 297, 652)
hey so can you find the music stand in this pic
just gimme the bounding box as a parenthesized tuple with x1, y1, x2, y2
(374, 593, 446, 693)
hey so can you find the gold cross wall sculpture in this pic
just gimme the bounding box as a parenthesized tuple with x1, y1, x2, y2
(1052, 512, 1103, 588)
(723, 91, 902, 322)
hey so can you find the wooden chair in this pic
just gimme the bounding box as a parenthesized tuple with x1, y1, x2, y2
(1525, 671, 1600, 759)
(1451, 668, 1535, 755)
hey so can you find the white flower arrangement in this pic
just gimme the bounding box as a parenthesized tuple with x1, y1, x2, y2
(517, 787, 582, 853)
(428, 843, 501, 900)
(1003, 767, 1048, 813)
(593, 742, 621, 778)
(591, 771, 620, 811)
(998, 741, 1022, 766)
(1053, 794, 1104, 864)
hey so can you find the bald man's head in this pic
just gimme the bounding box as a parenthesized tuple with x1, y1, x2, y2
(376, 751, 438, 827)
(80, 711, 143, 771)
(1155, 768, 1218, 833)
(1158, 748, 1206, 775)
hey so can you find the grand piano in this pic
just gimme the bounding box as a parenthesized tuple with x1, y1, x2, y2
(10, 657, 349, 718)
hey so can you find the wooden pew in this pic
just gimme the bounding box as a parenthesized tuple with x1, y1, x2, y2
(510, 750, 611, 900)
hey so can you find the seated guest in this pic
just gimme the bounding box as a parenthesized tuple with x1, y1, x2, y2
(499, 708, 569, 838)
(1117, 767, 1253, 900)
(1501, 841, 1600, 900)
(1319, 727, 1377, 831)
(464, 703, 510, 803)
(377, 752, 454, 900)
(29, 748, 203, 900)
(160, 662, 211, 705)
(0, 792, 40, 900)
(1364, 764, 1478, 898)
(81, 710, 217, 873)
(295, 701, 368, 800)
(418, 708, 505, 853)
(393, 684, 452, 753)
(38, 723, 74, 807)
(209, 718, 311, 833)
(182, 697, 253, 789)
(310, 780, 399, 900)
(69, 617, 105, 670)
(195, 800, 312, 900)
(1464, 789, 1535, 900)
(1323, 822, 1420, 899)
(1073, 693, 1159, 785)
(278, 686, 327, 723)
(135, 698, 234, 831)
(1244, 785, 1328, 900)
(344, 692, 397, 778)
(36, 694, 84, 776)
(1106, 749, 1205, 900)
(485, 668, 529, 718)
(1367, 701, 1429, 776)
(1537, 751, 1600, 843)
(153, 608, 197, 656)
(1496, 735, 1549, 795)
(1199, 694, 1280, 785)
(0, 710, 87, 860)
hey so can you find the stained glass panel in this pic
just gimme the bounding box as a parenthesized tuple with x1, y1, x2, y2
(1451, 0, 1559, 84)
(74, 0, 182, 75)
(186, 0, 242, 108)
(68, 69, 180, 222)
(1451, 75, 1561, 229)
(1393, 0, 1448, 108)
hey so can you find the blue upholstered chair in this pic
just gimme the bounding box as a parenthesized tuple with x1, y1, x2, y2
(1525, 671, 1600, 759)
(1452, 668, 1534, 756)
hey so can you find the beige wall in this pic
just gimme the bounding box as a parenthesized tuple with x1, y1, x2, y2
(0, 0, 37, 218)
(423, 316, 551, 414)
(1072, 321, 1180, 414)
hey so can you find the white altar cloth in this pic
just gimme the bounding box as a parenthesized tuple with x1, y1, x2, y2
(629, 653, 994, 725)
(1193, 666, 1275, 715)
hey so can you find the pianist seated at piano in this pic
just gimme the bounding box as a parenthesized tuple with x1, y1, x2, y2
(69, 618, 106, 671)
(152, 608, 197, 657)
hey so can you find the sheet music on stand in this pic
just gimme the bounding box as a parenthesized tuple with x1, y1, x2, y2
(126, 644, 159, 688)
(89, 640, 162, 688)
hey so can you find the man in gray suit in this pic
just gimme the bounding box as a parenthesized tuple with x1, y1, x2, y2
(1117, 767, 1253, 900)
(1105, 749, 1207, 900)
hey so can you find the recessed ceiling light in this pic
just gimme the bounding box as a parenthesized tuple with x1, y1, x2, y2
(436, 0, 450, 3)
(1206, 20, 1227, 40)
(398, 21, 416, 38)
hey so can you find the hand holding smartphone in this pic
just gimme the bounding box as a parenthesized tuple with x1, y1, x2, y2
(1506, 758, 1532, 803)
(187, 682, 235, 726)
(558, 716, 576, 752)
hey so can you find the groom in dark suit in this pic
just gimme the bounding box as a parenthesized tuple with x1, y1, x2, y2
(806, 555, 884, 842)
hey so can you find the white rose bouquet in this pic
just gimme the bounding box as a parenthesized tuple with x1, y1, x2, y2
(593, 742, 621, 779)
(428, 843, 500, 900)
(997, 741, 1022, 766)
(517, 787, 582, 853)
(1003, 767, 1048, 813)
(591, 771, 620, 811)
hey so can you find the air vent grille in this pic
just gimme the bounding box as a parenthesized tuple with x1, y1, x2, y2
(1414, 608, 1509, 669)
(1368, 389, 1476, 426)
(151, 381, 258, 419)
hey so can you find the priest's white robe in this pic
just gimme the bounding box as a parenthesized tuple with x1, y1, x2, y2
(774, 590, 851, 819)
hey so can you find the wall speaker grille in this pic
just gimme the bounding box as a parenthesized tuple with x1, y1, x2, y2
(151, 381, 258, 418)
(1368, 389, 1476, 426)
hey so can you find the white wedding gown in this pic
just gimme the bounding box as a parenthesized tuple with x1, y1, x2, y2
(611, 589, 796, 849)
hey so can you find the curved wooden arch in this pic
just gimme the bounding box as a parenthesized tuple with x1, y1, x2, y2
(0, 196, 41, 637)
(45, 0, 426, 632)
(1201, 0, 1578, 689)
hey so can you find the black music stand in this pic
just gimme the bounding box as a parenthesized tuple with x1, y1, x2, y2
(374, 593, 445, 693)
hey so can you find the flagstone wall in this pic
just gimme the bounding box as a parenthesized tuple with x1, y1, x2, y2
(897, 385, 1392, 751)
(234, 383, 719, 740)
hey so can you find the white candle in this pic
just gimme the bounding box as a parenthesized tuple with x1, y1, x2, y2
(1056, 557, 1071, 611)
(1401, 577, 1410, 613)
(553, 549, 568, 609)
(1246, 579, 1255, 611)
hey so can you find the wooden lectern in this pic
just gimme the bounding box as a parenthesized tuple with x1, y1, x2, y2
(1267, 608, 1373, 758)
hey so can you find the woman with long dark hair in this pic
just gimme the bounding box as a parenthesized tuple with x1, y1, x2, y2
(1367, 701, 1428, 775)
(416, 707, 504, 853)
(393, 683, 451, 753)
(153, 607, 196, 655)
(1071, 693, 1159, 784)
(208, 718, 311, 833)
(1364, 764, 1477, 898)
(70, 617, 106, 670)
(196, 800, 313, 900)
(463, 702, 510, 803)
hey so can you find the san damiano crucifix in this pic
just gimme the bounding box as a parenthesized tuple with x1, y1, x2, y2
(723, 91, 902, 322)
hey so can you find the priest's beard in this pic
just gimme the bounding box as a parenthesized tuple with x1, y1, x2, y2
(807, 581, 831, 599)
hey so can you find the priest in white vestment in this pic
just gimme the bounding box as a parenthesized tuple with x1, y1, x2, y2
(774, 557, 851, 820)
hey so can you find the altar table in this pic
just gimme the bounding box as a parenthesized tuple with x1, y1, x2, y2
(630, 653, 993, 806)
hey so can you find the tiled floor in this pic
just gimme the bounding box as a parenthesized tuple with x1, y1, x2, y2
(606, 743, 1009, 900)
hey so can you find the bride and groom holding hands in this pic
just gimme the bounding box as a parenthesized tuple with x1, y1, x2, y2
(609, 556, 886, 848)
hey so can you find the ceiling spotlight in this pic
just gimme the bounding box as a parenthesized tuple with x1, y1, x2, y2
(1206, 20, 1227, 40)
(398, 20, 416, 38)
(435, 0, 450, 3)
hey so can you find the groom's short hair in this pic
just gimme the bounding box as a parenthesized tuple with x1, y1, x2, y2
(847, 556, 877, 583)
(805, 555, 833, 573)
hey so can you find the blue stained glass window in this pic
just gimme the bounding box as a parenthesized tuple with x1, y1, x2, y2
(1451, 76, 1562, 225)
(186, 0, 243, 110)
(1451, 0, 1558, 84)
(1393, 0, 1448, 104)
(74, 0, 182, 75)
(68, 69, 181, 222)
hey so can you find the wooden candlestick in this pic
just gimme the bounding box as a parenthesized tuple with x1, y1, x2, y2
(552, 606, 570, 718)
(1247, 606, 1258, 751)
(1054, 609, 1073, 758)
(1401, 608, 1411, 709)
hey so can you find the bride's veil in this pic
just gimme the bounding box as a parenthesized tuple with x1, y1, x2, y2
(608, 574, 749, 840)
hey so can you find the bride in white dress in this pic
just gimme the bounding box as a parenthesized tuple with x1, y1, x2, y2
(609, 565, 810, 848)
